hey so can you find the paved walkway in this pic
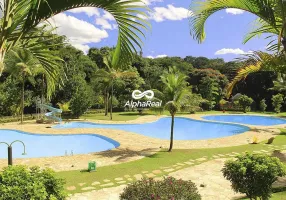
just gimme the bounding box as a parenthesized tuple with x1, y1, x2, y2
(69, 159, 242, 200)
(68, 148, 286, 200)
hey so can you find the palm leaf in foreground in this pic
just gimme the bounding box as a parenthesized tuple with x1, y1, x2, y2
(226, 51, 286, 98)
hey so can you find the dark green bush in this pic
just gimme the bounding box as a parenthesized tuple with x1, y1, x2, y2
(0, 165, 67, 200)
(259, 99, 267, 112)
(222, 153, 286, 200)
(120, 177, 201, 200)
(238, 95, 253, 113)
(272, 94, 284, 113)
(201, 100, 213, 111)
(70, 78, 93, 118)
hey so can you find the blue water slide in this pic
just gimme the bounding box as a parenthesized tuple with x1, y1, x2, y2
(40, 104, 62, 123)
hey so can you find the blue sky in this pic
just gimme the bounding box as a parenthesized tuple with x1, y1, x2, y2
(48, 0, 271, 62)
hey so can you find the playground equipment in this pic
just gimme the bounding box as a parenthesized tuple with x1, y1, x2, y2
(35, 97, 62, 123)
(40, 104, 62, 123)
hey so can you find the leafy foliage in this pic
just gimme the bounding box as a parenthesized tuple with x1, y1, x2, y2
(120, 177, 201, 200)
(259, 99, 267, 112)
(272, 93, 284, 113)
(0, 165, 67, 200)
(70, 76, 93, 118)
(238, 95, 254, 113)
(222, 153, 286, 200)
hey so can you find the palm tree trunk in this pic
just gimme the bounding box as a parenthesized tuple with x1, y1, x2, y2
(0, 49, 6, 76)
(105, 88, 109, 116)
(21, 80, 25, 124)
(168, 114, 175, 152)
(110, 81, 113, 120)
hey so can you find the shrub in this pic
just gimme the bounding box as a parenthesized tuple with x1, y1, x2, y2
(259, 99, 267, 112)
(201, 100, 214, 111)
(272, 94, 284, 113)
(238, 95, 254, 113)
(222, 153, 286, 200)
(0, 165, 67, 200)
(120, 177, 201, 200)
(70, 85, 93, 118)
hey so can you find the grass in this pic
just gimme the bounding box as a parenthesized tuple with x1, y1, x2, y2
(56, 130, 286, 194)
(80, 110, 286, 122)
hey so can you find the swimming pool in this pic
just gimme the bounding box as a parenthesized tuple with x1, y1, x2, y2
(0, 130, 119, 158)
(203, 115, 286, 126)
(54, 117, 249, 140)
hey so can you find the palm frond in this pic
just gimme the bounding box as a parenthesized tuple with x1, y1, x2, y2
(189, 0, 280, 43)
(226, 51, 286, 98)
(23, 0, 151, 67)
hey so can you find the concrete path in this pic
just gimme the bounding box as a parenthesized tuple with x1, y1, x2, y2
(68, 159, 244, 200)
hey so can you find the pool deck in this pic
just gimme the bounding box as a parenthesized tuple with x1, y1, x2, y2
(0, 114, 283, 171)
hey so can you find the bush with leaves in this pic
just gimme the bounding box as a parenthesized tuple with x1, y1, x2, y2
(259, 99, 267, 112)
(272, 94, 284, 113)
(0, 165, 67, 200)
(70, 76, 94, 118)
(238, 95, 254, 113)
(222, 153, 286, 200)
(120, 177, 201, 200)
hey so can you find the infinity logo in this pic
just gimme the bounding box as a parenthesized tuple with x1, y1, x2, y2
(132, 90, 154, 100)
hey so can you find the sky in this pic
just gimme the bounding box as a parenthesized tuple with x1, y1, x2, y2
(47, 0, 272, 62)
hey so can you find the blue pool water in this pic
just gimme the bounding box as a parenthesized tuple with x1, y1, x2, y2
(0, 130, 119, 158)
(54, 117, 249, 140)
(203, 115, 286, 126)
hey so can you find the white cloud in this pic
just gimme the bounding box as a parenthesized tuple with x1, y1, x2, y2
(226, 8, 245, 15)
(143, 0, 163, 5)
(95, 18, 113, 29)
(146, 54, 167, 59)
(102, 11, 115, 21)
(73, 44, 90, 54)
(129, 0, 163, 6)
(47, 13, 108, 54)
(150, 5, 191, 22)
(215, 48, 249, 55)
(67, 7, 100, 17)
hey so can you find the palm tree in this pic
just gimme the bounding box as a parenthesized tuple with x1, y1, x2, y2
(160, 67, 192, 152)
(189, 0, 286, 97)
(96, 51, 136, 120)
(5, 48, 42, 123)
(0, 0, 150, 76)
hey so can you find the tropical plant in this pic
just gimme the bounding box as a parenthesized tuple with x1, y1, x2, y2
(189, 0, 286, 97)
(259, 99, 267, 112)
(4, 48, 42, 123)
(272, 93, 284, 113)
(120, 177, 201, 200)
(222, 153, 286, 200)
(0, 165, 67, 200)
(160, 67, 192, 152)
(96, 50, 136, 120)
(69, 75, 93, 118)
(0, 0, 150, 76)
(238, 95, 253, 113)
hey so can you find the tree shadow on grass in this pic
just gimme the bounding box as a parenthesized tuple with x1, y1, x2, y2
(93, 148, 160, 162)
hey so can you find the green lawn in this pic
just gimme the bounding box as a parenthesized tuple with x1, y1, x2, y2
(80, 110, 286, 122)
(56, 130, 286, 195)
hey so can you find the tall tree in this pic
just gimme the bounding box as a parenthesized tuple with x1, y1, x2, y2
(5, 48, 42, 123)
(96, 50, 136, 120)
(160, 67, 191, 152)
